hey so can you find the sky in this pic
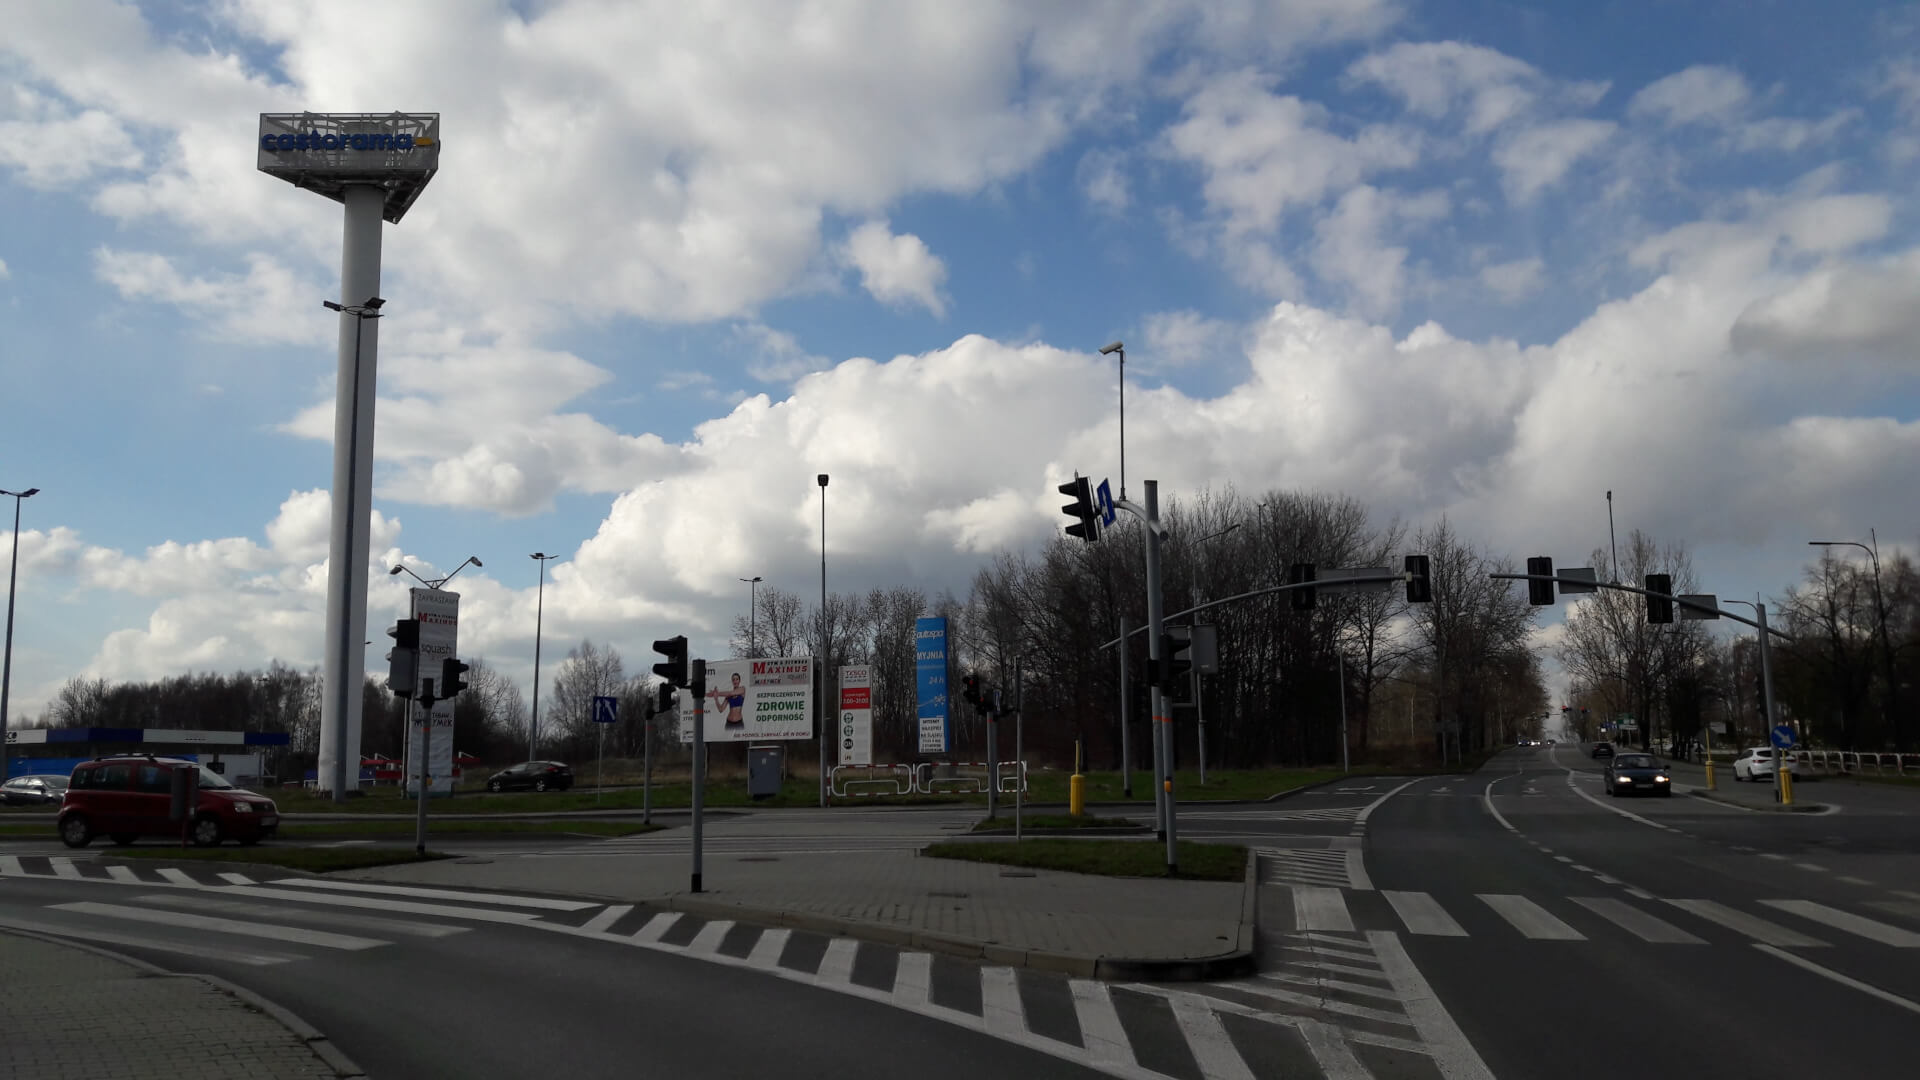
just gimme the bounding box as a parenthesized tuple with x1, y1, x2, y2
(2, 0, 1917, 724)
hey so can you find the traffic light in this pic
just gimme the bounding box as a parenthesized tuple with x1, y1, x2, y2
(1160, 629, 1194, 699)
(1645, 574, 1674, 624)
(652, 635, 688, 687)
(655, 682, 674, 716)
(689, 658, 707, 697)
(1289, 563, 1316, 611)
(1525, 556, 1555, 605)
(440, 657, 470, 697)
(962, 674, 982, 711)
(1404, 555, 1432, 604)
(1058, 475, 1099, 542)
(385, 619, 419, 698)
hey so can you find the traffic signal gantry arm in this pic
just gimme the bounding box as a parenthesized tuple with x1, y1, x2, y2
(1488, 572, 1794, 641)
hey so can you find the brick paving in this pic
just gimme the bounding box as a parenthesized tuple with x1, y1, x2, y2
(0, 932, 342, 1080)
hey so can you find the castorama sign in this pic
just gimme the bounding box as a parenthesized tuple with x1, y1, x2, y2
(257, 112, 440, 223)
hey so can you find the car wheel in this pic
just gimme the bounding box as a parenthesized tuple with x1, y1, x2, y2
(109, 833, 138, 846)
(535, 778, 549, 792)
(59, 815, 93, 849)
(190, 816, 223, 847)
(487, 780, 502, 793)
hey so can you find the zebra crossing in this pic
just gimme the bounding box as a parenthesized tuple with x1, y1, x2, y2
(1, 856, 1340, 1080)
(1272, 882, 1920, 950)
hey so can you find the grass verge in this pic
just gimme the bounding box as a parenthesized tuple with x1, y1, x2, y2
(279, 820, 662, 838)
(971, 813, 1138, 832)
(108, 846, 451, 873)
(269, 777, 958, 815)
(1843, 773, 1920, 788)
(923, 838, 1245, 882)
(1016, 768, 1340, 805)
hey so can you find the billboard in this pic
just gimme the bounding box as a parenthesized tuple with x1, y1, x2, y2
(915, 618, 949, 754)
(698, 657, 815, 742)
(405, 588, 457, 796)
(257, 112, 440, 223)
(839, 665, 872, 766)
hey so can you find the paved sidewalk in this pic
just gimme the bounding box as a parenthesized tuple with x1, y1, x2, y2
(1656, 756, 1839, 811)
(0, 930, 354, 1079)
(343, 845, 1254, 977)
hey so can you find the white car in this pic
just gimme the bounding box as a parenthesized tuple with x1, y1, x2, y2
(1732, 746, 1797, 782)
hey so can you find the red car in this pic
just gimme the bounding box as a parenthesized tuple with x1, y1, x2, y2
(57, 755, 280, 848)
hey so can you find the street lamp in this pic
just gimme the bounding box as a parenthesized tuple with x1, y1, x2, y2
(529, 552, 559, 762)
(740, 576, 763, 656)
(817, 473, 829, 808)
(320, 295, 383, 804)
(1809, 534, 1900, 749)
(1100, 341, 1125, 499)
(389, 555, 482, 590)
(1, 486, 39, 751)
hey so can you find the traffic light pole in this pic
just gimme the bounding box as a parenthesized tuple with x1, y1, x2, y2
(414, 679, 436, 856)
(1110, 482, 1176, 869)
(1116, 614, 1132, 799)
(691, 659, 707, 893)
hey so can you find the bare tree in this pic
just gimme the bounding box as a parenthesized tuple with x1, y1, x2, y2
(546, 640, 626, 761)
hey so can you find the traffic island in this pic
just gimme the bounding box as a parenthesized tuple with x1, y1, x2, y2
(925, 837, 1246, 881)
(967, 813, 1146, 835)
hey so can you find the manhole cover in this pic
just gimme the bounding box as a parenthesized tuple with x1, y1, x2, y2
(740, 856, 780, 862)
(929, 890, 971, 899)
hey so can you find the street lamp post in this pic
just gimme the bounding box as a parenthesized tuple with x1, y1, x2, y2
(529, 553, 558, 762)
(740, 576, 763, 656)
(320, 296, 383, 804)
(1, 487, 39, 755)
(390, 555, 482, 591)
(817, 474, 829, 808)
(1100, 342, 1125, 500)
(1809, 534, 1901, 749)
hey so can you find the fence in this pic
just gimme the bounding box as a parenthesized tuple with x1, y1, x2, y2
(826, 761, 1028, 798)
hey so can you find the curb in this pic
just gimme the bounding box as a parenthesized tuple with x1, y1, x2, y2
(0, 926, 366, 1078)
(658, 893, 1255, 983)
(1685, 789, 1832, 814)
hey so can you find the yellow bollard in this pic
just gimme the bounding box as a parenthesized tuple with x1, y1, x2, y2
(1779, 764, 1794, 806)
(1069, 773, 1085, 817)
(1704, 757, 1716, 790)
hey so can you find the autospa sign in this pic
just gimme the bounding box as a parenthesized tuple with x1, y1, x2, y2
(256, 112, 440, 223)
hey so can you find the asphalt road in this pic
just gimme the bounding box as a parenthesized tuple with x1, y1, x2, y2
(1352, 745, 1920, 1078)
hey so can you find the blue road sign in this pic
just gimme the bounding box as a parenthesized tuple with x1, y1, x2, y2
(1770, 724, 1797, 749)
(593, 695, 619, 724)
(1095, 478, 1116, 527)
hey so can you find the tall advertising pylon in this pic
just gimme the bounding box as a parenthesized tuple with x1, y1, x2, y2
(259, 113, 439, 800)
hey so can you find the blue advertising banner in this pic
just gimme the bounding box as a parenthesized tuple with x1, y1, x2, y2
(915, 617, 949, 754)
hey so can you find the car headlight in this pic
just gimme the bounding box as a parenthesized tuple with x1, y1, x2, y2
(232, 802, 254, 813)
(1614, 775, 1630, 783)
(1654, 775, 1669, 782)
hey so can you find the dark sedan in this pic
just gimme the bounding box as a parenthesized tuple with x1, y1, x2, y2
(2, 774, 69, 806)
(1591, 741, 1615, 759)
(483, 761, 574, 793)
(1605, 752, 1672, 796)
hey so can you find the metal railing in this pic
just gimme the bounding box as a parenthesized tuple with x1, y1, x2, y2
(827, 763, 913, 798)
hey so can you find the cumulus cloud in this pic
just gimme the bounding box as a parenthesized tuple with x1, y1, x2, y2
(1345, 40, 1544, 134)
(838, 221, 950, 317)
(1078, 148, 1131, 212)
(1142, 310, 1237, 370)
(1479, 257, 1545, 302)
(1492, 119, 1616, 202)
(1629, 65, 1752, 127)
(93, 249, 327, 344)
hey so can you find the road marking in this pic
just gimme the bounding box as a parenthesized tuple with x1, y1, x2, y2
(105, 866, 141, 884)
(1760, 900, 1920, 947)
(1167, 992, 1258, 1080)
(218, 885, 542, 925)
(578, 904, 632, 935)
(1626, 886, 1656, 900)
(747, 928, 791, 970)
(52, 901, 386, 950)
(892, 951, 931, 1006)
(0, 913, 295, 966)
(981, 967, 1026, 1038)
(0, 855, 22, 875)
(1290, 957, 1392, 980)
(1353, 780, 1421, 828)
(1760, 853, 1788, 862)
(1793, 863, 1828, 873)
(1296, 1017, 1372, 1080)
(687, 919, 734, 956)
(1292, 886, 1355, 932)
(261, 878, 599, 911)
(1481, 776, 1519, 833)
(1553, 856, 1573, 864)
(1282, 939, 1376, 964)
(156, 868, 197, 886)
(129, 893, 467, 938)
(1570, 897, 1706, 944)
(1069, 980, 1136, 1068)
(1369, 931, 1496, 1080)
(1757, 945, 1920, 1017)
(1264, 970, 1401, 1001)
(1663, 899, 1826, 947)
(217, 872, 255, 885)
(630, 912, 681, 943)
(1221, 981, 1411, 1024)
(1346, 849, 1373, 891)
(1479, 894, 1584, 940)
(1383, 890, 1467, 937)
(1838, 876, 1875, 886)
(49, 857, 81, 879)
(815, 937, 857, 986)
